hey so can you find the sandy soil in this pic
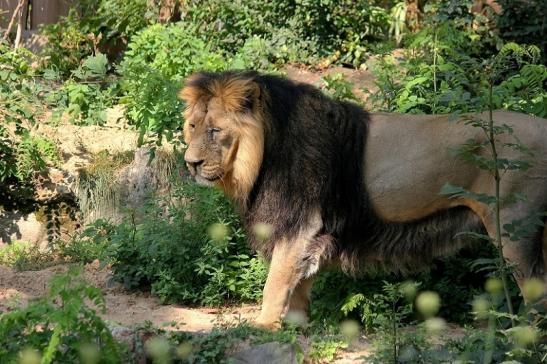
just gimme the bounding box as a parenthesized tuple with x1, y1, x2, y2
(0, 261, 260, 333)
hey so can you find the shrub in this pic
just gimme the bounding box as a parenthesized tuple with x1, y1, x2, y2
(366, 33, 547, 117)
(293, 0, 391, 66)
(0, 44, 62, 209)
(183, 0, 294, 55)
(102, 179, 266, 305)
(117, 23, 226, 145)
(47, 53, 120, 126)
(40, 0, 155, 75)
(0, 267, 127, 363)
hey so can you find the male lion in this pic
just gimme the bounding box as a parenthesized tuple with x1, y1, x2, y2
(180, 70, 547, 329)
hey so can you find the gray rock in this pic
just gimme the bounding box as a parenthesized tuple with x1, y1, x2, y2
(230, 342, 298, 364)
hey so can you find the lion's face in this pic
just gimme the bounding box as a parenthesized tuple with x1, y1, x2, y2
(183, 98, 240, 187)
(180, 72, 265, 203)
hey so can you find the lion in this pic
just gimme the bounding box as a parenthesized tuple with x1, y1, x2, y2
(180, 70, 547, 329)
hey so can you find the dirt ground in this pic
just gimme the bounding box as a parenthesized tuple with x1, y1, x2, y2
(0, 261, 468, 363)
(0, 261, 259, 333)
(0, 261, 377, 361)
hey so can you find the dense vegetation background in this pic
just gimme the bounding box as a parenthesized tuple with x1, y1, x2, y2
(0, 0, 546, 363)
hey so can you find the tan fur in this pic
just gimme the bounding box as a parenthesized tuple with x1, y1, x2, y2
(180, 76, 265, 205)
(255, 212, 323, 330)
(218, 114, 264, 204)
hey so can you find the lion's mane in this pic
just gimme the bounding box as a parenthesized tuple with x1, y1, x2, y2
(182, 71, 484, 274)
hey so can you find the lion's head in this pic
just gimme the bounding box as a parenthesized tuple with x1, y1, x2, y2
(179, 71, 265, 204)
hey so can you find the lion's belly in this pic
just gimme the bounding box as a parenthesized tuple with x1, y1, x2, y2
(364, 113, 482, 222)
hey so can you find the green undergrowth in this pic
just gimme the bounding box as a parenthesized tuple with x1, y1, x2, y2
(92, 178, 267, 306)
(0, 267, 129, 363)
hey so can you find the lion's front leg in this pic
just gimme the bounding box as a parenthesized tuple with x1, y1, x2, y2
(255, 226, 329, 329)
(255, 242, 307, 330)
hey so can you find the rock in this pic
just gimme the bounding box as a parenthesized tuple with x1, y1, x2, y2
(117, 148, 177, 207)
(109, 324, 147, 364)
(230, 342, 298, 364)
(0, 211, 46, 246)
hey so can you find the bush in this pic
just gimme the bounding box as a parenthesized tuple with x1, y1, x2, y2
(366, 31, 547, 117)
(101, 179, 266, 305)
(117, 23, 226, 145)
(0, 267, 127, 363)
(183, 0, 294, 55)
(0, 44, 63, 209)
(47, 53, 120, 126)
(293, 0, 391, 66)
(40, 0, 155, 75)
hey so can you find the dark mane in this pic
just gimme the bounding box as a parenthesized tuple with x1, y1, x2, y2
(198, 71, 484, 274)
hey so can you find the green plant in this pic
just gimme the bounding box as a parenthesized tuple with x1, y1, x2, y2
(183, 0, 294, 55)
(117, 23, 226, 146)
(320, 73, 361, 104)
(102, 179, 266, 305)
(40, 0, 156, 75)
(47, 53, 119, 126)
(293, 0, 391, 66)
(0, 266, 127, 363)
(366, 24, 546, 117)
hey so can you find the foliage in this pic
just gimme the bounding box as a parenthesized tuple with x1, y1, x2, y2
(182, 0, 295, 55)
(293, 0, 391, 66)
(40, 0, 155, 75)
(117, 23, 226, 146)
(100, 179, 266, 305)
(46, 53, 120, 126)
(0, 43, 61, 204)
(0, 267, 127, 363)
(183, 0, 397, 67)
(495, 0, 547, 64)
(320, 73, 362, 104)
(366, 29, 547, 117)
(0, 241, 54, 271)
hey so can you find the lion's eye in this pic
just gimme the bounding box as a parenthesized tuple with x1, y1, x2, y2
(211, 128, 221, 133)
(189, 123, 195, 130)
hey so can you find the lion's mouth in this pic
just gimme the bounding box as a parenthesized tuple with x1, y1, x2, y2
(195, 174, 221, 186)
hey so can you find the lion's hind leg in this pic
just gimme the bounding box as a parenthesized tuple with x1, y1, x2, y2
(480, 205, 546, 303)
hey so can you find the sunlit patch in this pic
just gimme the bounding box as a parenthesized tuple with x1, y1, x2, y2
(511, 325, 538, 346)
(80, 343, 100, 364)
(484, 278, 503, 296)
(176, 341, 193, 360)
(208, 223, 229, 242)
(144, 336, 171, 362)
(18, 348, 41, 364)
(340, 319, 360, 344)
(252, 222, 273, 243)
(522, 278, 544, 302)
(415, 291, 440, 318)
(424, 317, 446, 334)
(399, 280, 418, 302)
(471, 296, 490, 319)
(284, 310, 308, 328)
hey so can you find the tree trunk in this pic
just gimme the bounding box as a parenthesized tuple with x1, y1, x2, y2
(14, 0, 28, 48)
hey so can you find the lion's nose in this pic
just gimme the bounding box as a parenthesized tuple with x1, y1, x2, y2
(185, 157, 204, 174)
